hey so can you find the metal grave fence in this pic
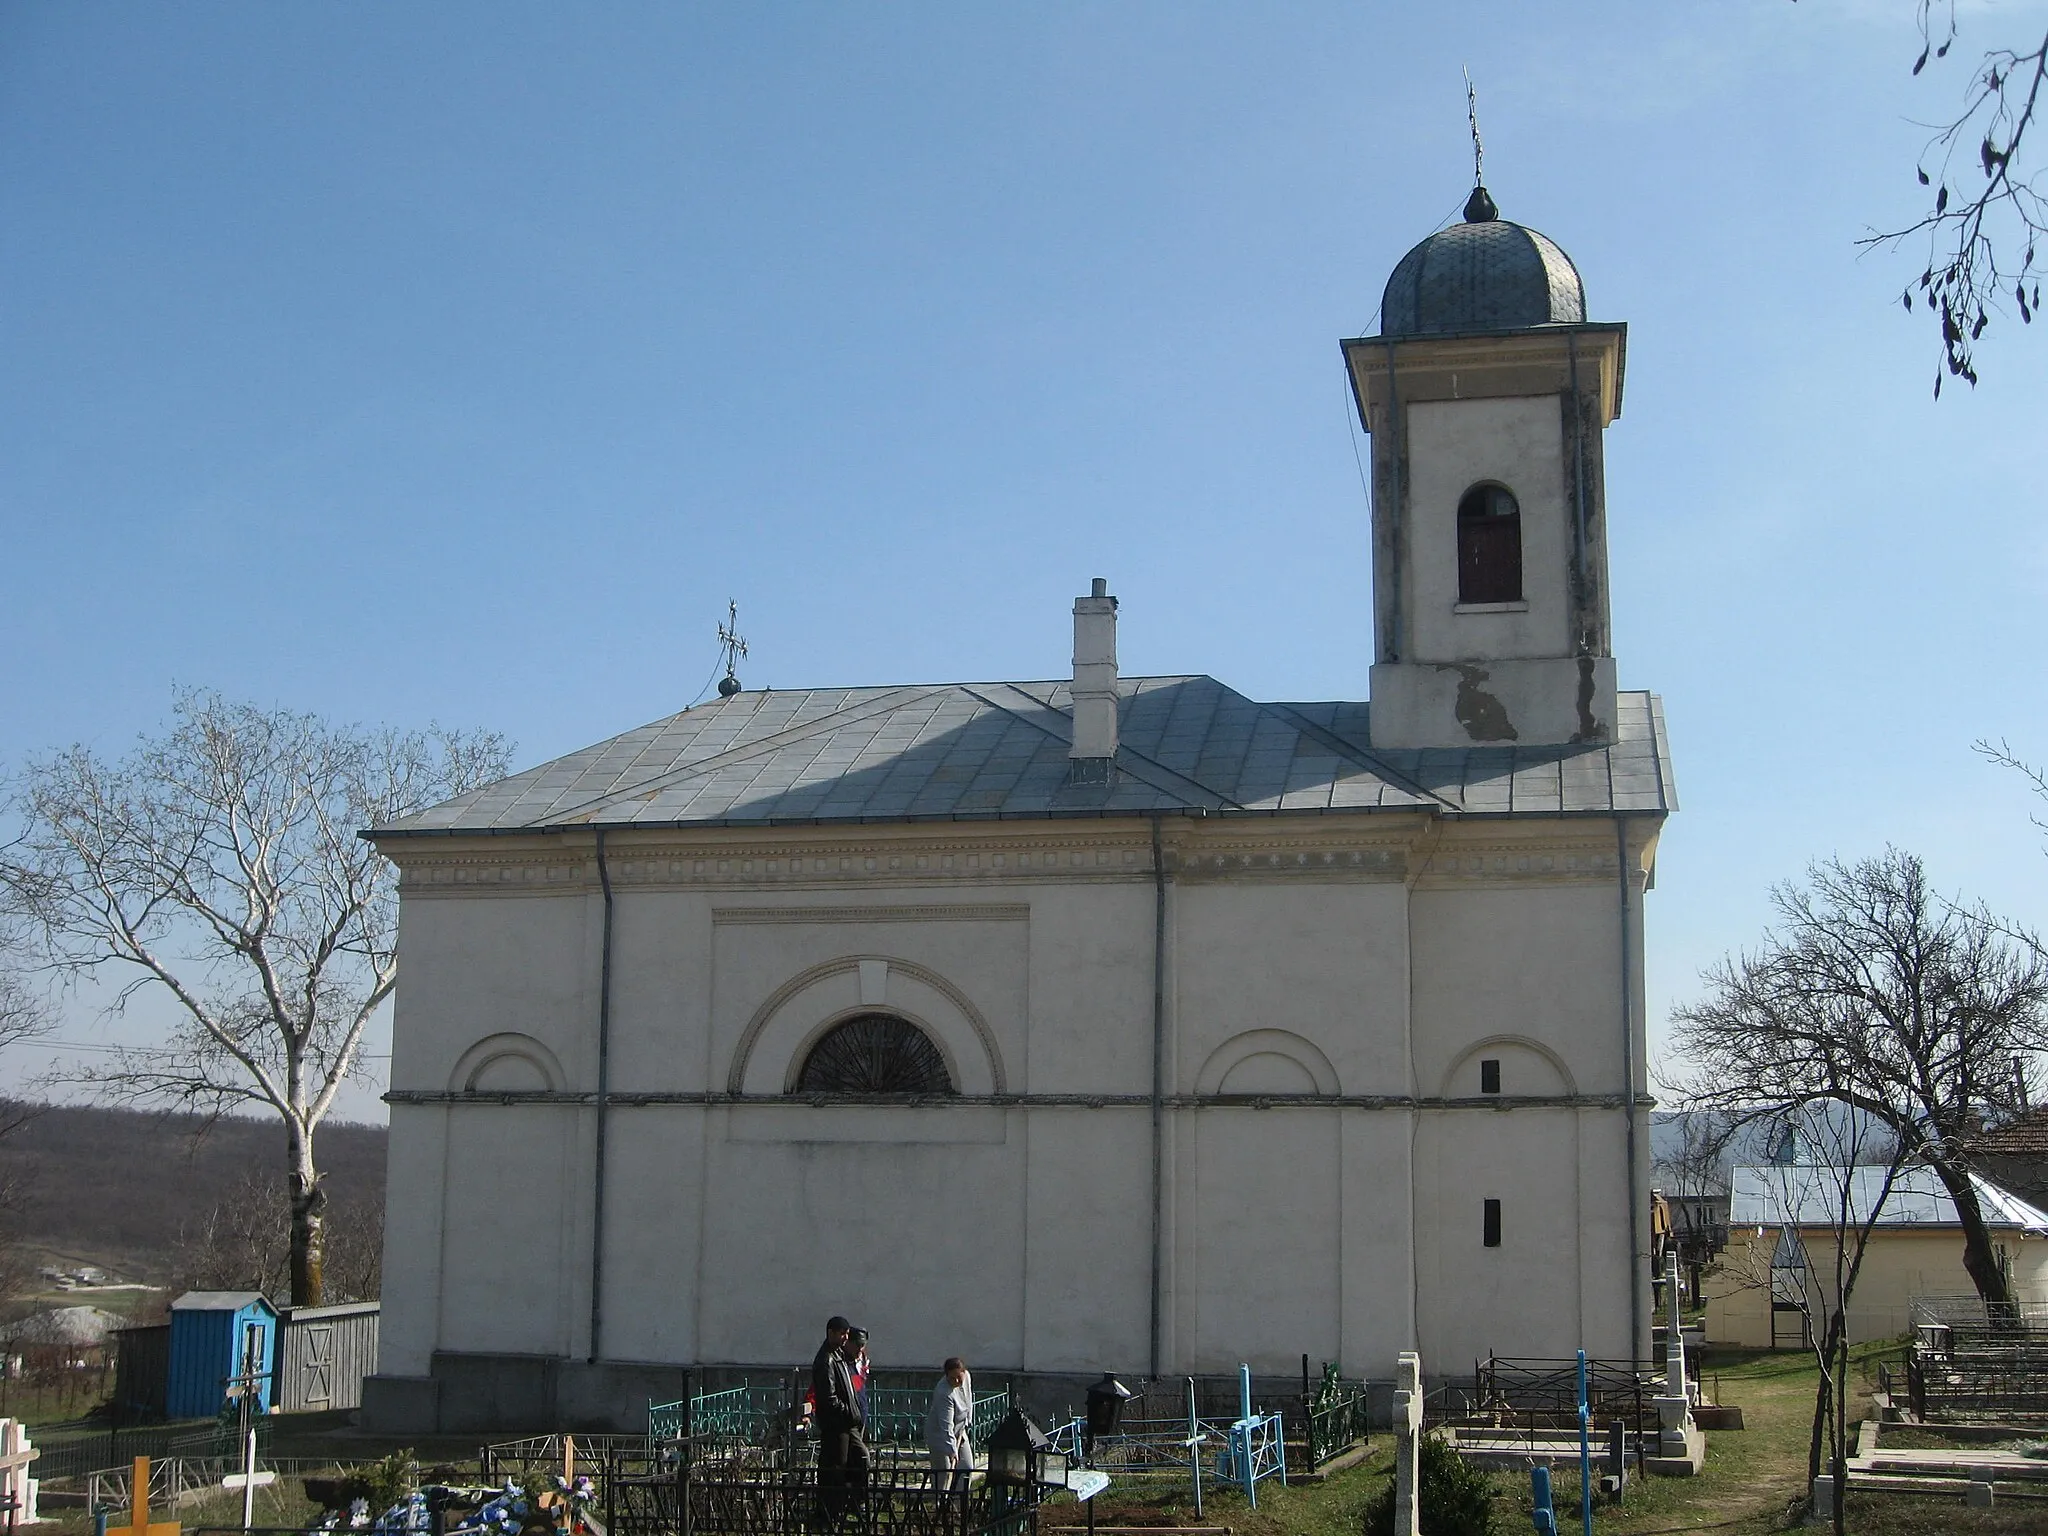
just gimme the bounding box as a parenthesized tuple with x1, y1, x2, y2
(1467, 1356, 1654, 1436)
(33, 1418, 268, 1484)
(650, 1383, 1012, 1463)
(1215, 1366, 1286, 1509)
(1895, 1295, 2048, 1422)
(610, 1453, 1038, 1536)
(1299, 1362, 1370, 1471)
(481, 1430, 668, 1527)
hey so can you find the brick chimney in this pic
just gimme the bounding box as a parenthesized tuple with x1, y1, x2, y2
(1069, 578, 1118, 782)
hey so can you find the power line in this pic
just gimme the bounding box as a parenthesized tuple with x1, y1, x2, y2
(33, 1038, 390, 1058)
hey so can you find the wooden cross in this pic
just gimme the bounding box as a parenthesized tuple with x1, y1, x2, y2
(111, 1457, 181, 1536)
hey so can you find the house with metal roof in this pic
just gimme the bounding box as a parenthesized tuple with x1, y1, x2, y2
(361, 181, 1676, 1433)
(1705, 1166, 2048, 1349)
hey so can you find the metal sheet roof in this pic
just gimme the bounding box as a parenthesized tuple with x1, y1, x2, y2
(372, 676, 1675, 836)
(1729, 1165, 2048, 1234)
(1381, 214, 1586, 337)
(171, 1290, 275, 1312)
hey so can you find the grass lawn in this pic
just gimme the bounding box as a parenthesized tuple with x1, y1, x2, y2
(1038, 1441, 1398, 1536)
(34, 1478, 332, 1536)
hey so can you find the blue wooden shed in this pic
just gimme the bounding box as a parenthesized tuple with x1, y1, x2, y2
(167, 1291, 278, 1418)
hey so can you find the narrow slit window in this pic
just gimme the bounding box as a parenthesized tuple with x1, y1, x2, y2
(1457, 484, 1522, 604)
(1483, 1198, 1502, 1248)
(1480, 1058, 1501, 1094)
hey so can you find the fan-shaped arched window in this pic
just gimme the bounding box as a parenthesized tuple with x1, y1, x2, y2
(792, 1013, 957, 1095)
(1457, 483, 1523, 604)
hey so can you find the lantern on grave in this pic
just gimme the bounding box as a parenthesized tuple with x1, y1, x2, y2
(1082, 1374, 1134, 1463)
(985, 1407, 1052, 1489)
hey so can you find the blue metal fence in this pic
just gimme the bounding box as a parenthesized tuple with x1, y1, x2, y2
(653, 1384, 1010, 1450)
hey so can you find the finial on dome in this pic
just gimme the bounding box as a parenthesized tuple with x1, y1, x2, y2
(1460, 70, 1498, 221)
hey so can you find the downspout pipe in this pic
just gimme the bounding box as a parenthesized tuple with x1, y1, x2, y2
(1149, 813, 1169, 1380)
(1567, 333, 1590, 611)
(590, 827, 617, 1364)
(1381, 339, 1405, 663)
(1616, 816, 1640, 1368)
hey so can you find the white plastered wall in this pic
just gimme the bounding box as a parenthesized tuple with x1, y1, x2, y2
(1404, 395, 1571, 663)
(380, 818, 1651, 1383)
(1408, 874, 1637, 1365)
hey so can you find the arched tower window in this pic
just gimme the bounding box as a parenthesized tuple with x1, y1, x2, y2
(792, 1013, 957, 1095)
(1457, 483, 1523, 604)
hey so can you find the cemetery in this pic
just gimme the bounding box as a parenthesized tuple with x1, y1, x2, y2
(23, 1322, 2048, 1532)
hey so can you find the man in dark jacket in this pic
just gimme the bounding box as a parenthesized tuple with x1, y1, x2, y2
(812, 1316, 867, 1517)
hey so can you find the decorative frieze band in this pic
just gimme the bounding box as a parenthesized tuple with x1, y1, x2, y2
(713, 904, 1030, 924)
(390, 825, 1634, 894)
(385, 1087, 1654, 1111)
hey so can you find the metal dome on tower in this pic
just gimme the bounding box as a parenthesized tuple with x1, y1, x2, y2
(1379, 76, 1587, 338)
(1378, 190, 1587, 338)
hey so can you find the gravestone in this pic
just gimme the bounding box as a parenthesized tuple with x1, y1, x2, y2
(1392, 1351, 1422, 1536)
(1646, 1253, 1706, 1476)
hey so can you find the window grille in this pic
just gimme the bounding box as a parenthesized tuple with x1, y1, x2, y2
(793, 1013, 956, 1095)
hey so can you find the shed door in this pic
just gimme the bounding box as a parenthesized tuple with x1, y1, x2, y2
(300, 1324, 333, 1408)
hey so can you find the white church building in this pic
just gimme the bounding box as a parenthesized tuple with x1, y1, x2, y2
(363, 183, 1674, 1433)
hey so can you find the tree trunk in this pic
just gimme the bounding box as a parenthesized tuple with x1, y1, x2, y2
(1805, 1308, 1847, 1507)
(1928, 1155, 2013, 1309)
(1806, 1341, 1829, 1498)
(287, 1125, 326, 1307)
(1832, 1333, 1849, 1536)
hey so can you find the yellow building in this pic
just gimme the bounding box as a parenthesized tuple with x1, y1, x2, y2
(1705, 1164, 2048, 1348)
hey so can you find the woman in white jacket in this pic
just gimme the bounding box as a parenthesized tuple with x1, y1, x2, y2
(925, 1357, 973, 1493)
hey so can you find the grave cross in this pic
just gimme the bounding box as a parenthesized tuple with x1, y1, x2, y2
(111, 1457, 180, 1536)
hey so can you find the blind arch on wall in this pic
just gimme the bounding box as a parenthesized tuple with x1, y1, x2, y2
(1439, 1035, 1576, 1098)
(449, 1031, 566, 1094)
(1194, 1028, 1341, 1097)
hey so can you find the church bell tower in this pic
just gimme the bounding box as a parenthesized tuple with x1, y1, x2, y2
(1343, 184, 1626, 750)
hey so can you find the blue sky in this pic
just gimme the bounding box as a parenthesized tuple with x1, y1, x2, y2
(3, 2, 2046, 1121)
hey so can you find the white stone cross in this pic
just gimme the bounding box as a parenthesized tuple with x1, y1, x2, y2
(1392, 1351, 1423, 1536)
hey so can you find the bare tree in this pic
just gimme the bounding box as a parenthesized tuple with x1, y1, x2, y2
(167, 1165, 291, 1300)
(1860, 2, 2048, 393)
(322, 1179, 385, 1305)
(1978, 737, 2048, 845)
(1669, 849, 2048, 1311)
(1711, 1107, 1907, 1533)
(0, 972, 48, 1066)
(1, 691, 508, 1305)
(1652, 1109, 1735, 1208)
(0, 938, 51, 1302)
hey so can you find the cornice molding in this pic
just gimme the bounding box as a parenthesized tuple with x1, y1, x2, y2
(386, 1088, 1657, 1112)
(389, 817, 1649, 896)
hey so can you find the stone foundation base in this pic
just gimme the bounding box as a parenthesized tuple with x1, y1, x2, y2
(362, 1354, 1398, 1438)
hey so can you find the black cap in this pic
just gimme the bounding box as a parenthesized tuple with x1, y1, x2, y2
(827, 1315, 851, 1332)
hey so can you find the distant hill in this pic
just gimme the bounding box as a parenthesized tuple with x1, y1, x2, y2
(0, 1101, 386, 1288)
